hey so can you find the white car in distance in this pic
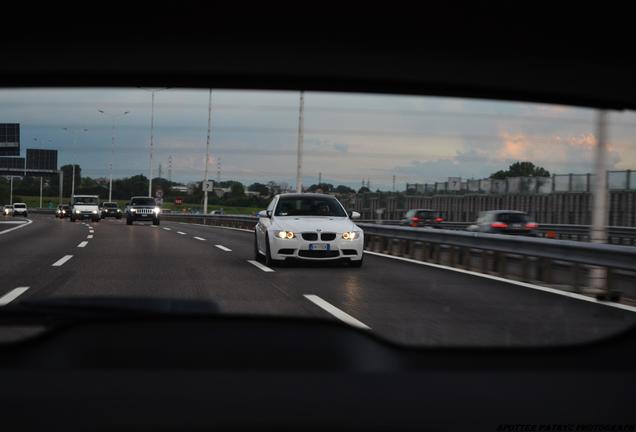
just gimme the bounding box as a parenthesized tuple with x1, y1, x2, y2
(254, 193, 363, 267)
(11, 203, 28, 217)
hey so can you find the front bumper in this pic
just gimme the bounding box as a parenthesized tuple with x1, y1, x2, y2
(269, 234, 364, 261)
(102, 211, 122, 217)
(73, 212, 99, 219)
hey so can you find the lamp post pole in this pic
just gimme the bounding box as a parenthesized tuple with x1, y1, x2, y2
(98, 110, 130, 202)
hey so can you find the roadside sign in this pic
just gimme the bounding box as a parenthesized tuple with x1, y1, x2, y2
(202, 180, 214, 192)
(175, 197, 183, 205)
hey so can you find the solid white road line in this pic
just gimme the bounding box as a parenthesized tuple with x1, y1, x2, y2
(0, 287, 29, 306)
(304, 294, 371, 330)
(0, 218, 33, 235)
(87, 235, 94, 239)
(52, 255, 73, 267)
(177, 231, 186, 235)
(194, 237, 206, 241)
(215, 244, 232, 251)
(247, 260, 275, 272)
(163, 227, 171, 231)
(364, 250, 636, 314)
(77, 241, 88, 248)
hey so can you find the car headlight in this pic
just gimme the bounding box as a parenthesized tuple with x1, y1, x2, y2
(342, 231, 359, 240)
(153, 207, 161, 214)
(130, 208, 137, 213)
(75, 210, 80, 214)
(117, 209, 121, 213)
(276, 230, 295, 239)
(62, 210, 66, 214)
(92, 210, 98, 214)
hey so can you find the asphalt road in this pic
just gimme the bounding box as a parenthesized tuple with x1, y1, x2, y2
(1, 214, 634, 347)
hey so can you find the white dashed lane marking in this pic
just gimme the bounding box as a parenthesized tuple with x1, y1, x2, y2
(0, 287, 29, 306)
(52, 255, 73, 267)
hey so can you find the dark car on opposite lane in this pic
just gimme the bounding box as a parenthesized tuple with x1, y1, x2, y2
(466, 210, 538, 236)
(400, 209, 445, 228)
(100, 202, 122, 219)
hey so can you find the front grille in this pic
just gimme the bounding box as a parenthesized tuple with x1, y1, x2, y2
(298, 250, 340, 258)
(301, 232, 318, 241)
(135, 208, 153, 214)
(320, 233, 336, 241)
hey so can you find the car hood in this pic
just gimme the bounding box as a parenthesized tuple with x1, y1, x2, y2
(272, 217, 358, 233)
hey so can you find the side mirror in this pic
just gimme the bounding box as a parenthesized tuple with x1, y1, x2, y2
(258, 210, 270, 218)
(350, 211, 360, 219)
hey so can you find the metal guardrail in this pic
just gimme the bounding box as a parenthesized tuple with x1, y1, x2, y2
(358, 220, 636, 246)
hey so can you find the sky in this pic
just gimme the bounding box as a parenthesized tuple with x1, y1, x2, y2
(1, 88, 635, 191)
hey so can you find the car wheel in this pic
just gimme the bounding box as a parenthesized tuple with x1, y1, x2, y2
(349, 256, 364, 268)
(126, 217, 133, 225)
(152, 218, 160, 225)
(264, 235, 275, 267)
(254, 233, 262, 261)
(116, 215, 122, 220)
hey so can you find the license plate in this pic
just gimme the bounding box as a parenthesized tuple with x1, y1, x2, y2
(309, 243, 330, 251)
(512, 224, 522, 229)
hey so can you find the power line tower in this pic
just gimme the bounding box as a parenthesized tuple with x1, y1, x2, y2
(216, 156, 221, 183)
(168, 156, 173, 182)
(158, 163, 163, 179)
(318, 172, 322, 185)
(392, 175, 396, 192)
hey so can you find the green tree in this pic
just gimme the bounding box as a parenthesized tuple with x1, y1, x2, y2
(60, 164, 81, 196)
(307, 183, 334, 193)
(335, 185, 355, 194)
(230, 182, 245, 197)
(248, 182, 270, 196)
(357, 186, 370, 194)
(490, 161, 550, 179)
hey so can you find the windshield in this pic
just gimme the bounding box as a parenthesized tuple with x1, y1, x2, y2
(0, 88, 634, 349)
(73, 197, 98, 205)
(13, 204, 26, 208)
(275, 196, 346, 217)
(496, 213, 529, 223)
(130, 198, 156, 206)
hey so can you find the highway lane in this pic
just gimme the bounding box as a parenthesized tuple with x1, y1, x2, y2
(0, 214, 92, 299)
(152, 220, 636, 346)
(2, 215, 635, 346)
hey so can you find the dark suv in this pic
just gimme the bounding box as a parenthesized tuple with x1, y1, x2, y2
(401, 209, 444, 228)
(467, 210, 538, 236)
(125, 196, 160, 225)
(101, 202, 122, 219)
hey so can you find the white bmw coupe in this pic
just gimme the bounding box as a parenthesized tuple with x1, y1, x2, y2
(254, 193, 363, 267)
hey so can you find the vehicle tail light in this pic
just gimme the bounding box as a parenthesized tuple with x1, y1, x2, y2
(490, 222, 508, 229)
(411, 217, 421, 222)
(526, 222, 538, 229)
(435, 217, 444, 223)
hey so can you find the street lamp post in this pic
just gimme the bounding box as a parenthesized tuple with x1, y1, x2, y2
(203, 89, 212, 214)
(98, 109, 130, 202)
(140, 88, 168, 198)
(62, 128, 88, 199)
